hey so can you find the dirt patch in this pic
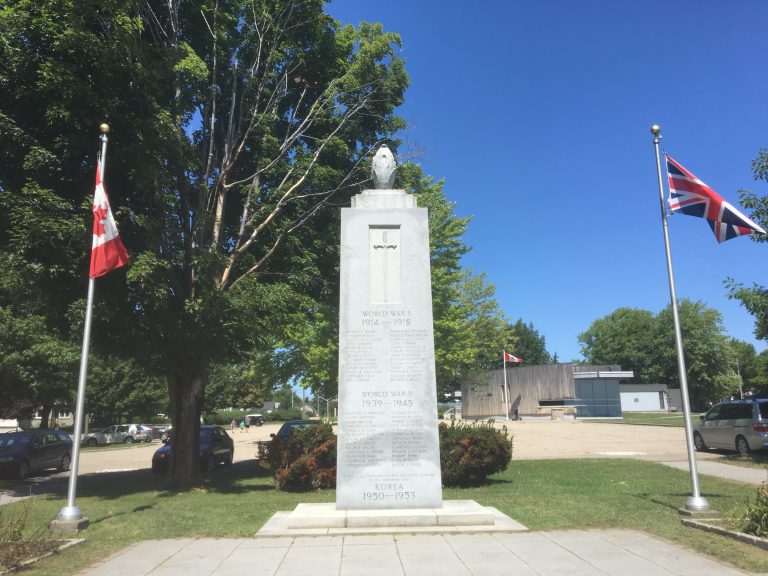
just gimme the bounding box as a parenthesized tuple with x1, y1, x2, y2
(0, 539, 81, 574)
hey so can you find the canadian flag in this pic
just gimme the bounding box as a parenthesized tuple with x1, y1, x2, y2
(504, 351, 522, 364)
(90, 163, 129, 278)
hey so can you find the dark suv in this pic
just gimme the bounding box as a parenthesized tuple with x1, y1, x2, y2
(151, 425, 234, 473)
(694, 399, 768, 455)
(0, 429, 73, 479)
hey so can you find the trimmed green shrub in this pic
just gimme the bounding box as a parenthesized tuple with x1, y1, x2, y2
(265, 420, 512, 491)
(439, 420, 513, 487)
(208, 409, 246, 426)
(265, 407, 304, 422)
(266, 423, 336, 491)
(742, 481, 768, 537)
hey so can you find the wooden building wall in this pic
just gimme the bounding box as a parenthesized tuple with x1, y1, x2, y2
(461, 364, 619, 418)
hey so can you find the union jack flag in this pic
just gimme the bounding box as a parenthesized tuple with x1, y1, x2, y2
(666, 155, 765, 243)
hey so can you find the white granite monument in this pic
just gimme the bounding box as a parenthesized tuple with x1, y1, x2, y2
(336, 144, 443, 510)
(255, 146, 523, 533)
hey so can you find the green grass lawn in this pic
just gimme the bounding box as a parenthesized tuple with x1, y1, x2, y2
(4, 459, 767, 575)
(591, 412, 700, 426)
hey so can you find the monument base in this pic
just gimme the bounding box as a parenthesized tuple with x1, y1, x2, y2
(255, 500, 528, 537)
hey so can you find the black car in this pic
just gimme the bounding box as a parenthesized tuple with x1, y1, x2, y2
(245, 414, 265, 426)
(256, 420, 320, 460)
(151, 425, 234, 473)
(0, 429, 73, 479)
(273, 420, 319, 439)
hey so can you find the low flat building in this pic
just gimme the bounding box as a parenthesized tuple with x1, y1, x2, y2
(620, 383, 669, 412)
(461, 364, 633, 419)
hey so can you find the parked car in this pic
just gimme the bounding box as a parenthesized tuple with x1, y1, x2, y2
(0, 429, 73, 479)
(82, 424, 148, 446)
(273, 420, 319, 439)
(694, 399, 768, 455)
(256, 420, 319, 460)
(245, 414, 265, 427)
(138, 424, 160, 441)
(151, 425, 234, 473)
(159, 426, 173, 443)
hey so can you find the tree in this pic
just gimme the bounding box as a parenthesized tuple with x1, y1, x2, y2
(727, 148, 768, 338)
(86, 356, 167, 426)
(579, 300, 733, 404)
(0, 309, 79, 424)
(1, 0, 408, 488)
(508, 319, 552, 365)
(655, 299, 732, 403)
(726, 338, 765, 390)
(578, 307, 659, 382)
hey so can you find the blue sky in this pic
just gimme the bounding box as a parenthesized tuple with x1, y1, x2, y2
(327, 0, 768, 363)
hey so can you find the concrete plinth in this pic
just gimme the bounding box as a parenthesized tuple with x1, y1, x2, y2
(256, 500, 528, 537)
(49, 517, 89, 532)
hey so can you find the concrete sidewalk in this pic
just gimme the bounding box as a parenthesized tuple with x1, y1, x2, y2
(660, 460, 767, 485)
(77, 530, 757, 576)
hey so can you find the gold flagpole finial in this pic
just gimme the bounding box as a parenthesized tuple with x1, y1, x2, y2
(650, 124, 661, 135)
(99, 123, 110, 134)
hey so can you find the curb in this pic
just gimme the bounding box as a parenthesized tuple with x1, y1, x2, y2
(682, 518, 768, 552)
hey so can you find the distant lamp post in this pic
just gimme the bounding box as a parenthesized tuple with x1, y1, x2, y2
(317, 396, 335, 418)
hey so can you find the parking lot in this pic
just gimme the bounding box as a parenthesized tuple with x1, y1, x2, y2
(10, 418, 719, 480)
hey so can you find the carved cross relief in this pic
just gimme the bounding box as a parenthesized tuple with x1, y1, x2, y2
(369, 225, 401, 304)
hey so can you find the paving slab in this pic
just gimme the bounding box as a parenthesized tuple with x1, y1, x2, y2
(76, 530, 759, 576)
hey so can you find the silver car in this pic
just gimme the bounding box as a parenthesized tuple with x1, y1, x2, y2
(82, 424, 148, 446)
(693, 399, 768, 455)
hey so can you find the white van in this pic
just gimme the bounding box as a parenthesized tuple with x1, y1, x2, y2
(694, 399, 768, 455)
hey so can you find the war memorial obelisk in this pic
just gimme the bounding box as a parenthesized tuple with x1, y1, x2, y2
(256, 146, 520, 532)
(336, 144, 443, 509)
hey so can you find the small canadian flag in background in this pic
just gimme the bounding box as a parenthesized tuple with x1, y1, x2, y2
(90, 162, 129, 278)
(504, 351, 522, 364)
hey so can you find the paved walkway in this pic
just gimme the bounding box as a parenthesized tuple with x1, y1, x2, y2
(77, 529, 757, 576)
(661, 460, 766, 485)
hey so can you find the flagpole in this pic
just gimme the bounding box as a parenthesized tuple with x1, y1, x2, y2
(54, 124, 110, 529)
(502, 352, 509, 420)
(651, 124, 709, 512)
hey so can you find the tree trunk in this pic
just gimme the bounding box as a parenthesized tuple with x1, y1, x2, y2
(167, 373, 205, 489)
(40, 402, 52, 429)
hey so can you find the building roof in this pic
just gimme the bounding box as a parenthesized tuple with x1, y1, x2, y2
(619, 383, 668, 393)
(573, 370, 634, 380)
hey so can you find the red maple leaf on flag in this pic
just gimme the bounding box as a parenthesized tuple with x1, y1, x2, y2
(90, 163, 128, 277)
(92, 204, 108, 238)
